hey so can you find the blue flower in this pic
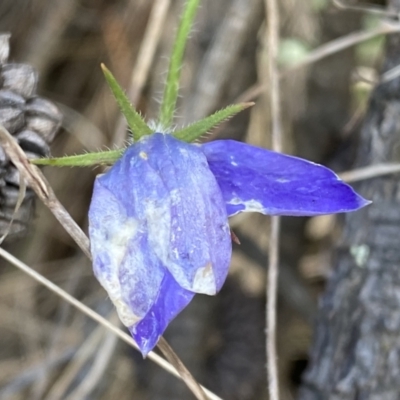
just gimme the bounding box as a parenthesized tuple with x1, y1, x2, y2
(88, 132, 369, 356)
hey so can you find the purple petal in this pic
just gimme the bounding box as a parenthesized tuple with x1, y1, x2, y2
(202, 140, 370, 217)
(130, 270, 195, 356)
(89, 175, 165, 328)
(133, 133, 232, 295)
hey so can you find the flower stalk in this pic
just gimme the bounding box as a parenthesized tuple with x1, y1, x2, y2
(158, 0, 200, 129)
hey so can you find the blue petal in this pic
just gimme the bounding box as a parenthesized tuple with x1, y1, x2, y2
(89, 170, 165, 328)
(130, 270, 194, 356)
(202, 140, 370, 217)
(133, 133, 232, 295)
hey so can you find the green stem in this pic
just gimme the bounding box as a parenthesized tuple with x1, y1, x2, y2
(158, 0, 200, 129)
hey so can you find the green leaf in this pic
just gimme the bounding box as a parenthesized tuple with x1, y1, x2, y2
(101, 64, 152, 140)
(173, 102, 254, 142)
(31, 149, 124, 167)
(158, 0, 200, 129)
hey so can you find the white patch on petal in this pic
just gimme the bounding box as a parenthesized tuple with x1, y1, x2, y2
(114, 299, 142, 327)
(109, 219, 139, 262)
(231, 161, 238, 166)
(169, 189, 180, 206)
(193, 262, 217, 295)
(139, 151, 148, 160)
(276, 178, 289, 183)
(172, 248, 179, 258)
(145, 199, 172, 262)
(91, 217, 142, 327)
(228, 197, 265, 212)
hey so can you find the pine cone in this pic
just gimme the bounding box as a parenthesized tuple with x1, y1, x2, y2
(0, 33, 62, 239)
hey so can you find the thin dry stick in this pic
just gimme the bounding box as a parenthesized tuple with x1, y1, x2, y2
(281, 24, 399, 76)
(333, 0, 399, 17)
(0, 349, 75, 398)
(64, 330, 118, 400)
(239, 22, 400, 103)
(0, 247, 222, 400)
(0, 125, 214, 400)
(129, 0, 171, 106)
(184, 0, 261, 122)
(0, 125, 91, 259)
(44, 325, 105, 400)
(265, 0, 281, 398)
(381, 63, 400, 82)
(158, 338, 208, 400)
(114, 0, 171, 145)
(0, 303, 71, 342)
(339, 163, 400, 183)
(31, 267, 81, 400)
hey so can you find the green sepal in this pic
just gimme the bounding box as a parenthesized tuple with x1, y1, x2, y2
(31, 149, 124, 167)
(101, 64, 152, 141)
(158, 0, 200, 129)
(173, 102, 254, 142)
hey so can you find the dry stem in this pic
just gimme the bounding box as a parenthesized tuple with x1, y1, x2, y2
(264, 0, 282, 398)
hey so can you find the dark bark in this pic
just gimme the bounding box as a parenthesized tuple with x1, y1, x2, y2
(298, 5, 400, 400)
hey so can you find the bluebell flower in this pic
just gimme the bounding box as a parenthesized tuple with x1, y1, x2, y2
(88, 132, 369, 356)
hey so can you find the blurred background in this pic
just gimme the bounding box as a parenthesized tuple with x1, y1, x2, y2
(0, 0, 388, 399)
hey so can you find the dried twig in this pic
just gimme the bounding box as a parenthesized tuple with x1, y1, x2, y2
(0, 247, 222, 400)
(158, 337, 209, 400)
(0, 349, 75, 398)
(264, 0, 281, 398)
(0, 125, 91, 259)
(129, 0, 171, 106)
(239, 22, 400, 103)
(333, 0, 399, 17)
(64, 329, 118, 400)
(339, 163, 400, 182)
(281, 24, 399, 76)
(44, 325, 105, 400)
(185, 0, 261, 122)
(381, 63, 400, 83)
